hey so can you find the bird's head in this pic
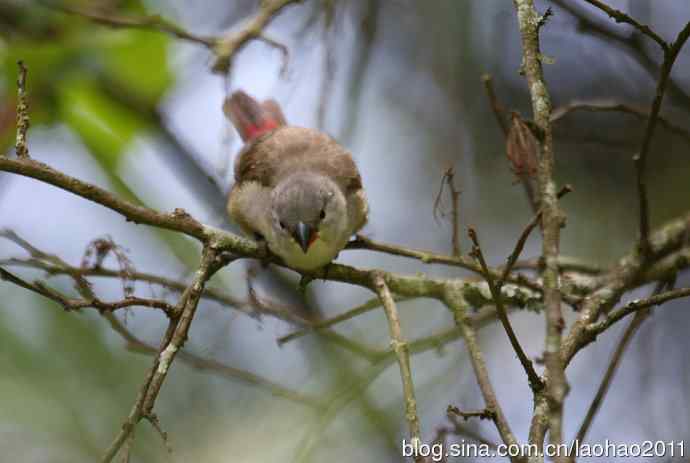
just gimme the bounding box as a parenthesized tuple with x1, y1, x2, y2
(270, 173, 348, 255)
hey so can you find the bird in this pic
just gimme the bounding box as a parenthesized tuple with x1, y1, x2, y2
(224, 90, 368, 271)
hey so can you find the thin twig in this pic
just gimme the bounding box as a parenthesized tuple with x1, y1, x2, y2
(551, 0, 690, 106)
(444, 286, 521, 457)
(45, 0, 299, 76)
(574, 281, 667, 447)
(102, 312, 326, 410)
(512, 0, 567, 457)
(0, 266, 177, 316)
(634, 22, 690, 257)
(372, 272, 423, 454)
(580, 0, 669, 51)
(468, 228, 544, 392)
(575, 320, 642, 444)
(433, 167, 462, 256)
(277, 294, 407, 345)
(444, 415, 500, 449)
(256, 34, 290, 76)
(447, 405, 496, 421)
(15, 61, 29, 158)
(481, 74, 538, 213)
(0, 247, 380, 359)
(101, 246, 222, 462)
(120, 429, 135, 463)
(500, 185, 572, 285)
(550, 100, 690, 144)
(212, 0, 302, 73)
(347, 234, 543, 294)
(586, 286, 690, 338)
(145, 413, 174, 457)
(47, 2, 216, 47)
(316, 2, 336, 130)
(292, 359, 390, 461)
(481, 74, 509, 136)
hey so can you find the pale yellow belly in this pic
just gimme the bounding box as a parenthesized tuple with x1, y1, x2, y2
(270, 236, 342, 270)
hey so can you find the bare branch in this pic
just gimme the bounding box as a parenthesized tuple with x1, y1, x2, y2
(372, 272, 423, 453)
(580, 0, 669, 51)
(278, 294, 402, 345)
(468, 228, 544, 392)
(102, 245, 223, 462)
(44, 0, 300, 76)
(145, 414, 174, 458)
(442, 415, 499, 449)
(563, 211, 690, 366)
(0, 157, 208, 240)
(550, 100, 690, 144)
(586, 286, 690, 339)
(212, 0, 302, 73)
(574, 282, 668, 446)
(500, 185, 573, 285)
(444, 286, 521, 455)
(0, 266, 176, 316)
(347, 234, 544, 294)
(14, 61, 29, 158)
(481, 74, 539, 213)
(256, 34, 290, 76)
(102, 312, 326, 410)
(47, 2, 216, 47)
(433, 167, 462, 256)
(447, 404, 496, 422)
(481, 74, 509, 136)
(512, 0, 567, 456)
(551, 0, 690, 106)
(635, 22, 690, 257)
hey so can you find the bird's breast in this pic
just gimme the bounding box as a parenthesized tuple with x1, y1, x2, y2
(270, 235, 342, 271)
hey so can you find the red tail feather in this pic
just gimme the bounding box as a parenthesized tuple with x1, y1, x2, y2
(223, 90, 286, 142)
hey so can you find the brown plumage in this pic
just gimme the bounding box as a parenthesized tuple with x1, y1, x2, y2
(225, 91, 368, 269)
(234, 126, 363, 192)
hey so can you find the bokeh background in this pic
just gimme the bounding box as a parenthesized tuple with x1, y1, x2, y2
(1, 0, 689, 461)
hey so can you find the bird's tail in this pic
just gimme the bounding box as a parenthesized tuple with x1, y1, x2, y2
(223, 90, 287, 142)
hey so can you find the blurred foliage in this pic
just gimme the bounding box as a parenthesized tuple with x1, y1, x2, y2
(0, 1, 209, 266)
(0, 1, 173, 168)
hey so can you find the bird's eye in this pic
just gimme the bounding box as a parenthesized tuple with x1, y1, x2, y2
(319, 209, 326, 220)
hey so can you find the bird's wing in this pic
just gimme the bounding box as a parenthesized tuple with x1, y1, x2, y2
(234, 126, 363, 194)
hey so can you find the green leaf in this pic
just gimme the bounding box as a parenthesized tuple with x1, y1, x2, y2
(99, 29, 174, 105)
(57, 76, 148, 171)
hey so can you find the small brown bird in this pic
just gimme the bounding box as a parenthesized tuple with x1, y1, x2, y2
(225, 91, 368, 270)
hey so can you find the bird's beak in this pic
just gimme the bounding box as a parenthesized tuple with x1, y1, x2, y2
(293, 222, 315, 254)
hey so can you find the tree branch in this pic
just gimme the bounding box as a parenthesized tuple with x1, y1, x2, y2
(444, 285, 521, 458)
(468, 228, 544, 392)
(586, 286, 690, 339)
(44, 0, 301, 75)
(573, 282, 669, 447)
(211, 0, 302, 73)
(550, 100, 690, 144)
(634, 21, 690, 257)
(580, 0, 669, 50)
(47, 2, 216, 47)
(481, 74, 509, 136)
(101, 312, 326, 410)
(14, 61, 29, 158)
(0, 267, 177, 316)
(102, 245, 223, 462)
(563, 211, 690, 366)
(372, 272, 423, 453)
(513, 1, 567, 456)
